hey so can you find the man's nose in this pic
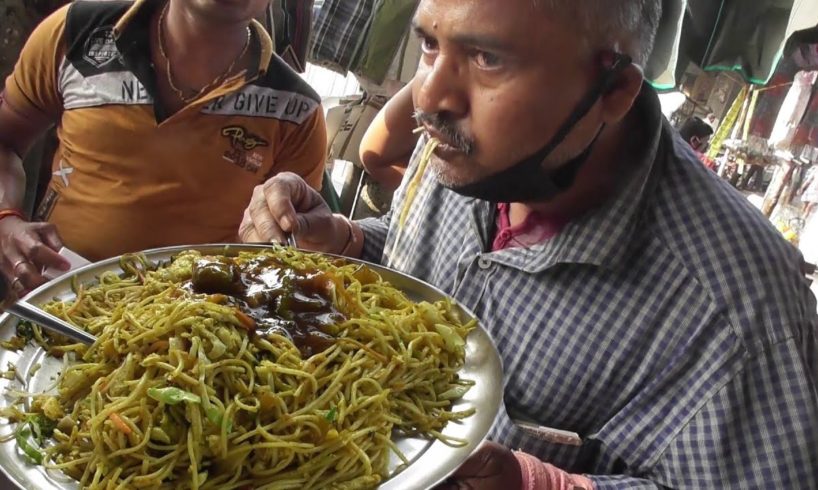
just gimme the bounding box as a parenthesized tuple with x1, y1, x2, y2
(415, 55, 469, 119)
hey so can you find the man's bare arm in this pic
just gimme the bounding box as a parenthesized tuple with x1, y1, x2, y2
(0, 93, 68, 296)
(359, 83, 419, 192)
(0, 94, 43, 210)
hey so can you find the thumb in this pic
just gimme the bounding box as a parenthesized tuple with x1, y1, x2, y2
(33, 225, 70, 271)
(34, 224, 64, 251)
(294, 207, 332, 240)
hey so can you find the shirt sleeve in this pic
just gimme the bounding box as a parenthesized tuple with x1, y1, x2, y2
(357, 211, 392, 264)
(273, 107, 327, 191)
(3, 4, 69, 119)
(642, 336, 818, 488)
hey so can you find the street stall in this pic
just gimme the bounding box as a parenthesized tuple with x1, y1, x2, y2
(710, 37, 818, 250)
(645, 1, 818, 255)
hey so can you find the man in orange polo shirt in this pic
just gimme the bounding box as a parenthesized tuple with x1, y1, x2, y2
(0, 0, 327, 295)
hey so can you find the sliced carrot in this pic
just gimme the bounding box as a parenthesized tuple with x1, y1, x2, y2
(235, 310, 256, 331)
(339, 338, 387, 364)
(207, 294, 228, 304)
(145, 340, 169, 355)
(109, 413, 132, 435)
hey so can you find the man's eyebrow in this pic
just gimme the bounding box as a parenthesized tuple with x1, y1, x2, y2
(412, 20, 514, 53)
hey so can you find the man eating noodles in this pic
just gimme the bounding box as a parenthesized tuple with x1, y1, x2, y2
(240, 0, 818, 488)
(0, 0, 326, 296)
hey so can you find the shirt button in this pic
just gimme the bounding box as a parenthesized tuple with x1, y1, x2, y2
(478, 256, 492, 270)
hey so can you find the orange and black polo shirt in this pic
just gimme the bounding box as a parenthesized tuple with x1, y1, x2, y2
(4, 0, 327, 261)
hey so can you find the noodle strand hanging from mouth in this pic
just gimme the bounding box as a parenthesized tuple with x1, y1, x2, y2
(400, 136, 439, 230)
(395, 136, 440, 250)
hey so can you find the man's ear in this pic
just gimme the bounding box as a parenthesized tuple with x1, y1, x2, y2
(599, 64, 644, 125)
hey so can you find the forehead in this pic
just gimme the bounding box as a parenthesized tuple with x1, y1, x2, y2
(416, 0, 522, 23)
(414, 0, 586, 64)
(414, 0, 580, 56)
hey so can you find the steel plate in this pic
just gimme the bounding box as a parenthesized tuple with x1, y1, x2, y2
(0, 244, 503, 490)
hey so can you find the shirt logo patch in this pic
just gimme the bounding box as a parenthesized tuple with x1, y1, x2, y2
(221, 126, 269, 173)
(83, 27, 120, 68)
(53, 159, 74, 187)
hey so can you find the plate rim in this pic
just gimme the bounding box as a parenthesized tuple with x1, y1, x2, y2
(0, 244, 503, 490)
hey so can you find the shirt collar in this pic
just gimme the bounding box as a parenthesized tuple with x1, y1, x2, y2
(113, 0, 274, 75)
(483, 83, 666, 273)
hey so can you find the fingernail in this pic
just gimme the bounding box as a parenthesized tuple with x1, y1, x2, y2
(280, 216, 293, 231)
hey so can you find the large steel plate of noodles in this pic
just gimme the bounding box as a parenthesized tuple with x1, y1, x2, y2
(0, 245, 503, 490)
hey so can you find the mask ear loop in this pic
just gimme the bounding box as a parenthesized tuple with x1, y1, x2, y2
(546, 52, 633, 158)
(546, 53, 633, 188)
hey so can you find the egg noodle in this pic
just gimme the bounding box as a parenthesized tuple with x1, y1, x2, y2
(2, 248, 475, 489)
(398, 136, 440, 230)
(394, 136, 439, 251)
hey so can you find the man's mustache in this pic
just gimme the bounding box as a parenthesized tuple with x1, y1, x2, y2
(413, 111, 475, 156)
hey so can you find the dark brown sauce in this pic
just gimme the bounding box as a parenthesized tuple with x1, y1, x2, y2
(188, 256, 345, 357)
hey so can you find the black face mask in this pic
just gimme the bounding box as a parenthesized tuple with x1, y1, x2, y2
(445, 54, 633, 203)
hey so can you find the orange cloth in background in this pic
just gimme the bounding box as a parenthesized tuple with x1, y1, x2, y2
(4, 1, 326, 261)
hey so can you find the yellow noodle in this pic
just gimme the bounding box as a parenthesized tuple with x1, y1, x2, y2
(5, 248, 474, 489)
(398, 137, 440, 230)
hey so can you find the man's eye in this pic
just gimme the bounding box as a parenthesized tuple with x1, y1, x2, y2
(474, 51, 503, 70)
(420, 35, 439, 54)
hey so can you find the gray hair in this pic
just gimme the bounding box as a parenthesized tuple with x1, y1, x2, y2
(534, 0, 663, 66)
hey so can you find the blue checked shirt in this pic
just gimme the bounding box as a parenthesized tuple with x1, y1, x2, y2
(357, 87, 818, 488)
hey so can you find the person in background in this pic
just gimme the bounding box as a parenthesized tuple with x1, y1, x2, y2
(679, 116, 714, 152)
(678, 115, 717, 170)
(0, 0, 327, 296)
(240, 0, 818, 488)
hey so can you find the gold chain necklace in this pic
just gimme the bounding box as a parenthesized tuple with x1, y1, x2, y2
(157, 3, 251, 104)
